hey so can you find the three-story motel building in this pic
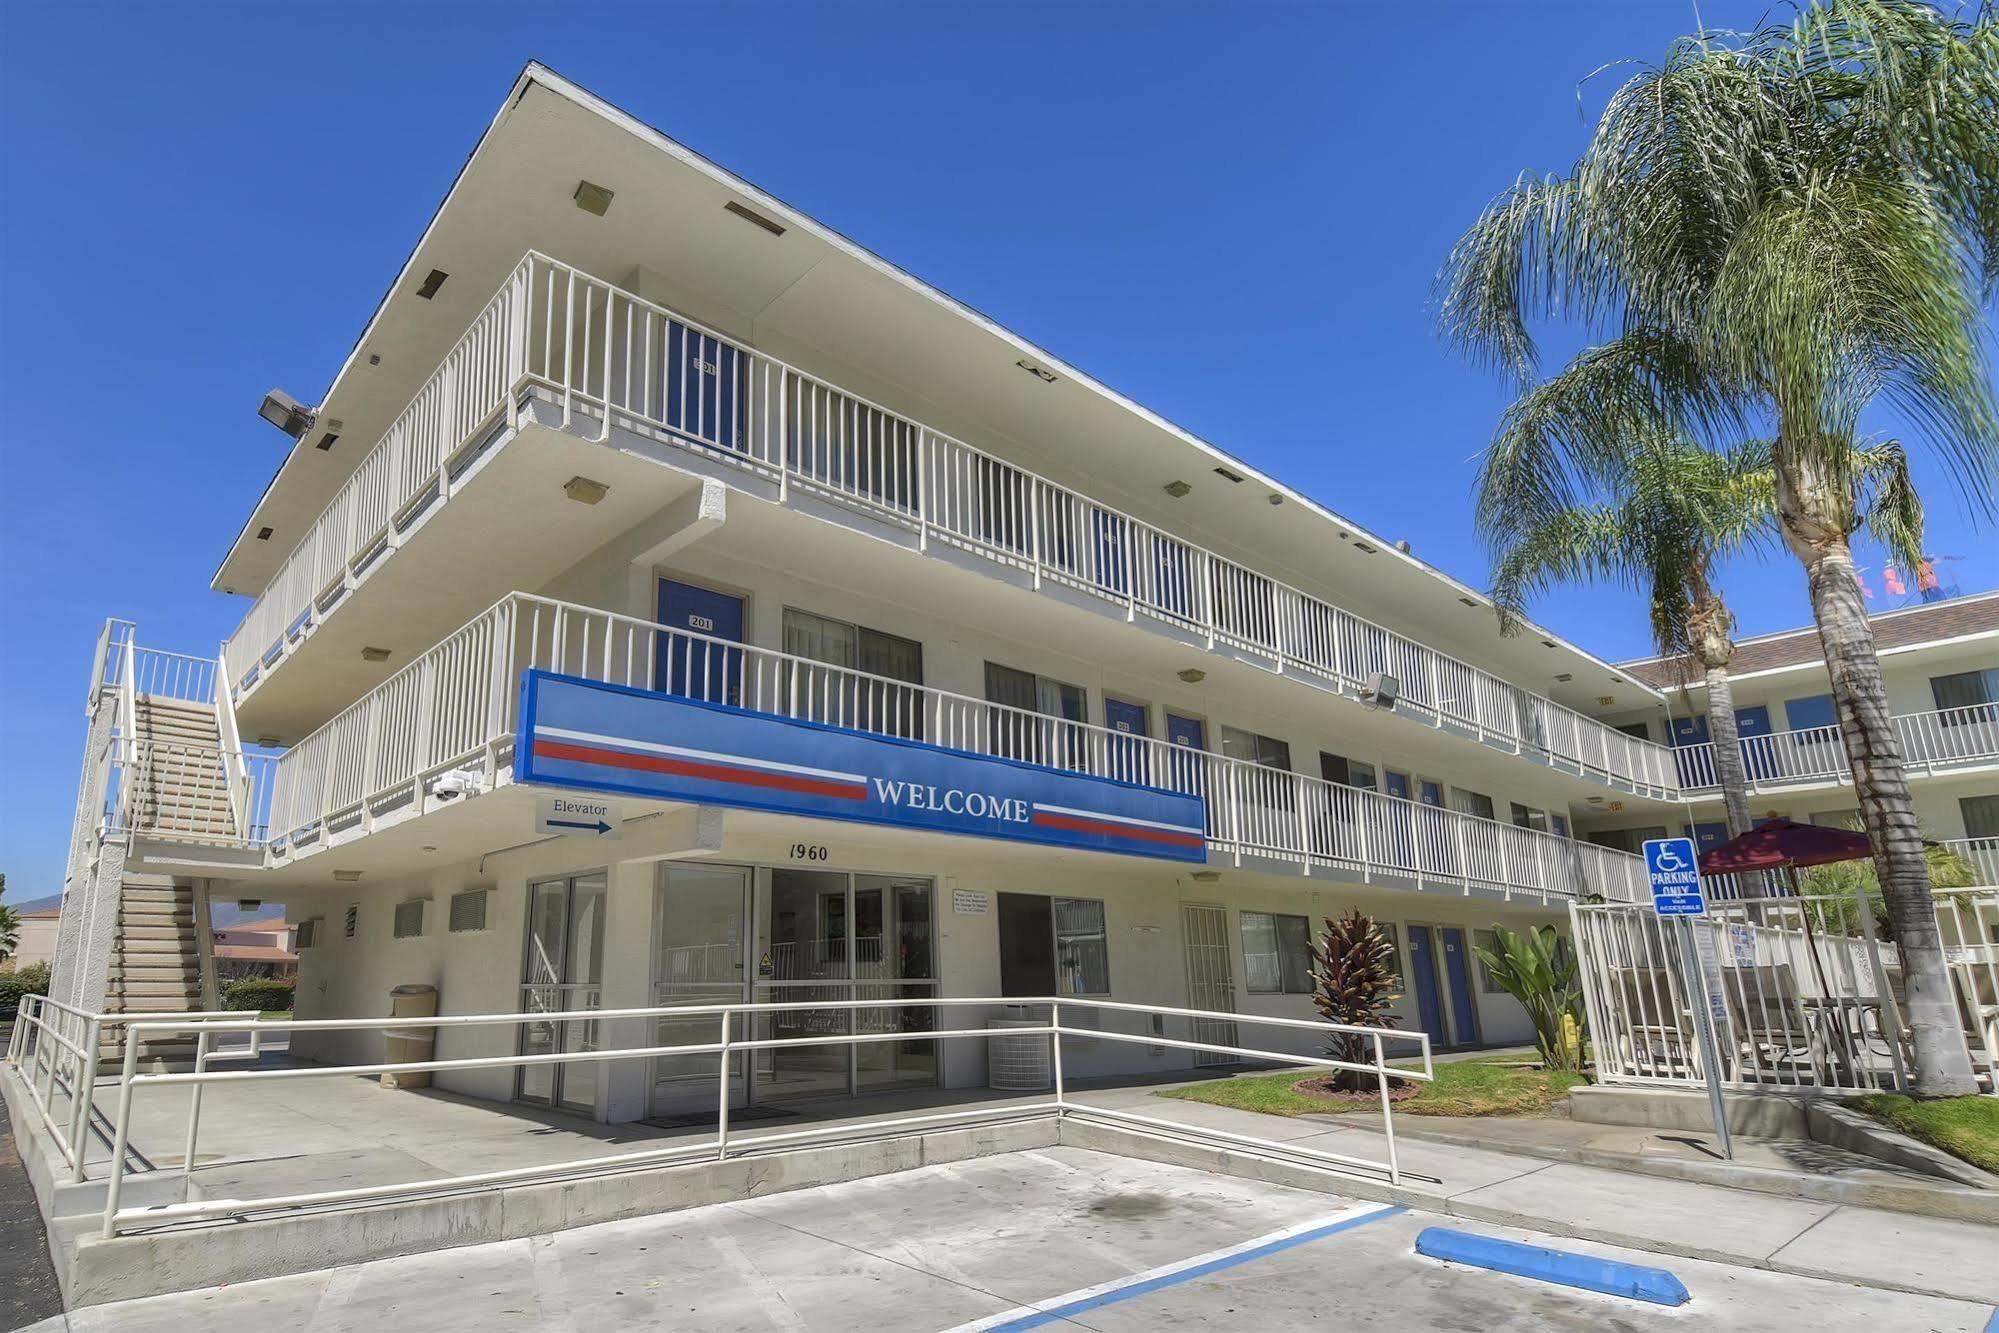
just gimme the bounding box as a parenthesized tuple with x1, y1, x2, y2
(52, 65, 1698, 1123)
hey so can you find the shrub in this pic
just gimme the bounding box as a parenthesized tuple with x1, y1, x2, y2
(0, 960, 52, 1018)
(222, 976, 295, 1013)
(1308, 909, 1402, 1092)
(1472, 925, 1587, 1072)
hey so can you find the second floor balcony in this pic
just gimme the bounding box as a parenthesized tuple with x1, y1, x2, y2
(253, 592, 1651, 905)
(219, 252, 1678, 800)
(1673, 703, 1999, 794)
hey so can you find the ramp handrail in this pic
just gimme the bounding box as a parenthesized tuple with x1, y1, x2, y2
(21, 996, 1433, 1238)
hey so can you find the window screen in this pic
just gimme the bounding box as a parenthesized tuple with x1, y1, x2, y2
(393, 900, 425, 939)
(1052, 898, 1110, 995)
(1241, 911, 1312, 993)
(449, 889, 489, 933)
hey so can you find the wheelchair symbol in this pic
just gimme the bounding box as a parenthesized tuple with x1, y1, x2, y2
(1652, 847, 1690, 873)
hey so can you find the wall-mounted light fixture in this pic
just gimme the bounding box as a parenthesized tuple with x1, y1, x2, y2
(1176, 668, 1207, 684)
(1163, 480, 1192, 498)
(257, 389, 315, 438)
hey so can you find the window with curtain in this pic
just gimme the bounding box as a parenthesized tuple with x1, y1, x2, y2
(984, 662, 1087, 766)
(1223, 726, 1291, 770)
(1241, 911, 1312, 994)
(1451, 788, 1497, 821)
(1932, 668, 1999, 721)
(1319, 752, 1376, 790)
(784, 608, 923, 738)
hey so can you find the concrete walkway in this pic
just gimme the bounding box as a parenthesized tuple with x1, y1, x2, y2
(20, 1147, 1997, 1332)
(25, 1057, 1999, 1307)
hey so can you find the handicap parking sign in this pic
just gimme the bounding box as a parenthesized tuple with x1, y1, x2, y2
(1643, 836, 1706, 916)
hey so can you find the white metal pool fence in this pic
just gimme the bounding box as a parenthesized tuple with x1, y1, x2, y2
(1571, 887, 1999, 1095)
(3, 994, 1433, 1239)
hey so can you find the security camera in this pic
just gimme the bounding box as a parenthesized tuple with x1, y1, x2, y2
(429, 768, 485, 801)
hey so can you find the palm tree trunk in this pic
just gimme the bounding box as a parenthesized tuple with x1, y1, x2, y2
(1788, 524, 1976, 1096)
(1699, 665, 1765, 896)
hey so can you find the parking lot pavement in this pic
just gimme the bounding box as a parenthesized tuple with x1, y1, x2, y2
(23, 1147, 1997, 1332)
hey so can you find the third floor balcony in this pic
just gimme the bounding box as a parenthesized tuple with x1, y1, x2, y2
(219, 252, 1678, 799)
(1673, 703, 1999, 794)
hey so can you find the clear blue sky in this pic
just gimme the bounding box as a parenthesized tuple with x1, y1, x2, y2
(2, 1, 1992, 900)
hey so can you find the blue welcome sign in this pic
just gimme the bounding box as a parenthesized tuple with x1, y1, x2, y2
(515, 671, 1208, 863)
(1643, 836, 1706, 916)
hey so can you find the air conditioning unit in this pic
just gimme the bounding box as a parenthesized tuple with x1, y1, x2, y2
(1364, 672, 1400, 709)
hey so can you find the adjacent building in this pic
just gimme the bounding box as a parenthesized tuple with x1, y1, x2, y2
(46, 64, 1989, 1125)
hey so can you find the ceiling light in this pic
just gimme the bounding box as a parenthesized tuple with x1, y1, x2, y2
(1598, 695, 1616, 707)
(1163, 480, 1192, 498)
(256, 736, 279, 747)
(416, 269, 449, 300)
(421, 845, 438, 854)
(724, 200, 786, 236)
(1177, 668, 1207, 684)
(1267, 493, 1283, 506)
(360, 646, 391, 663)
(333, 870, 362, 883)
(573, 180, 615, 216)
(1015, 359, 1057, 384)
(255, 527, 273, 540)
(563, 476, 609, 505)
(257, 389, 315, 438)
(368, 353, 382, 366)
(1212, 466, 1244, 483)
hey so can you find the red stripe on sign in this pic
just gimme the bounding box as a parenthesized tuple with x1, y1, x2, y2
(1031, 810, 1204, 849)
(533, 740, 869, 801)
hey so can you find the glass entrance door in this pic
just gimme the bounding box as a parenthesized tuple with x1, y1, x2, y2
(651, 863, 752, 1116)
(518, 872, 607, 1114)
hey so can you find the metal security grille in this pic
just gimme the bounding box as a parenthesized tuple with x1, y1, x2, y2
(343, 904, 358, 939)
(448, 889, 489, 933)
(1180, 903, 1239, 1066)
(392, 900, 425, 940)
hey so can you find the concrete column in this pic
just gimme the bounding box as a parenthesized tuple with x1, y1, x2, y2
(597, 857, 659, 1124)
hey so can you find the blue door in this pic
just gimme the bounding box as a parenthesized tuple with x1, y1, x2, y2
(1440, 927, 1481, 1046)
(1165, 713, 1205, 798)
(1669, 714, 1713, 788)
(665, 323, 746, 452)
(1406, 925, 1448, 1048)
(655, 580, 745, 705)
(1092, 511, 1129, 596)
(1735, 705, 1775, 781)
(1381, 771, 1415, 874)
(1103, 697, 1150, 785)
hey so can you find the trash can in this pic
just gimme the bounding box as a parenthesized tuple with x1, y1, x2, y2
(382, 984, 438, 1089)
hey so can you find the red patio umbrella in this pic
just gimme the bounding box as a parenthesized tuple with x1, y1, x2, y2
(1697, 818, 1873, 875)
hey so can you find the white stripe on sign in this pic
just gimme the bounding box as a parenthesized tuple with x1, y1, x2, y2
(940, 1201, 1403, 1332)
(1029, 802, 1204, 835)
(533, 726, 867, 785)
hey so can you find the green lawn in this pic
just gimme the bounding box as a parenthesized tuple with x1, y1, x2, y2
(1158, 1058, 1587, 1119)
(1844, 1094, 1999, 1175)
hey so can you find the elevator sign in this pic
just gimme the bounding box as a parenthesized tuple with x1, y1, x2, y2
(515, 671, 1208, 863)
(1643, 836, 1706, 916)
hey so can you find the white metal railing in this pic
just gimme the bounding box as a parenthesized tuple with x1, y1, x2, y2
(263, 592, 1646, 903)
(221, 251, 1677, 798)
(1939, 837, 1999, 887)
(1675, 703, 1999, 792)
(1569, 894, 1962, 1094)
(4, 995, 263, 1184)
(39, 996, 1432, 1238)
(100, 738, 273, 847)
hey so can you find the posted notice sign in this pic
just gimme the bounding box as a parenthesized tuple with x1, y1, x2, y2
(1643, 836, 1705, 916)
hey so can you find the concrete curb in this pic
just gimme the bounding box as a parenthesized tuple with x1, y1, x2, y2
(1805, 1101, 1999, 1192)
(1056, 1116, 1997, 1306)
(1414, 1226, 1691, 1306)
(1371, 1116, 1999, 1225)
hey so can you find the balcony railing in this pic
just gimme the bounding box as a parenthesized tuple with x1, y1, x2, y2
(223, 251, 1678, 798)
(263, 592, 1645, 904)
(1674, 704, 1999, 792)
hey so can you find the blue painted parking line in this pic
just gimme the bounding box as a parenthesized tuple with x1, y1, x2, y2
(1415, 1227, 1691, 1306)
(945, 1202, 1404, 1332)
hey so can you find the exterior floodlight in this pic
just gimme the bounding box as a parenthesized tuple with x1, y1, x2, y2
(1363, 672, 1400, 709)
(258, 389, 316, 439)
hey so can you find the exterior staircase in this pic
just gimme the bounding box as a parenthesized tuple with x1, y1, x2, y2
(127, 696, 241, 844)
(98, 874, 209, 1072)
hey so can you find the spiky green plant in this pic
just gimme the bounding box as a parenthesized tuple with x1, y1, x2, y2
(1308, 909, 1402, 1092)
(1471, 925, 1588, 1073)
(1440, 0, 1998, 1095)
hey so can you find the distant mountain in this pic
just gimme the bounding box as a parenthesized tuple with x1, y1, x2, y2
(10, 893, 61, 916)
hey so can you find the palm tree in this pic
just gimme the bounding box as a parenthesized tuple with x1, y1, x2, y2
(1440, 1, 1997, 1095)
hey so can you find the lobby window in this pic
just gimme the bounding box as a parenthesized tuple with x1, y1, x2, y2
(1932, 668, 1999, 721)
(1241, 911, 1312, 994)
(998, 893, 1110, 996)
(784, 608, 924, 738)
(985, 662, 1088, 767)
